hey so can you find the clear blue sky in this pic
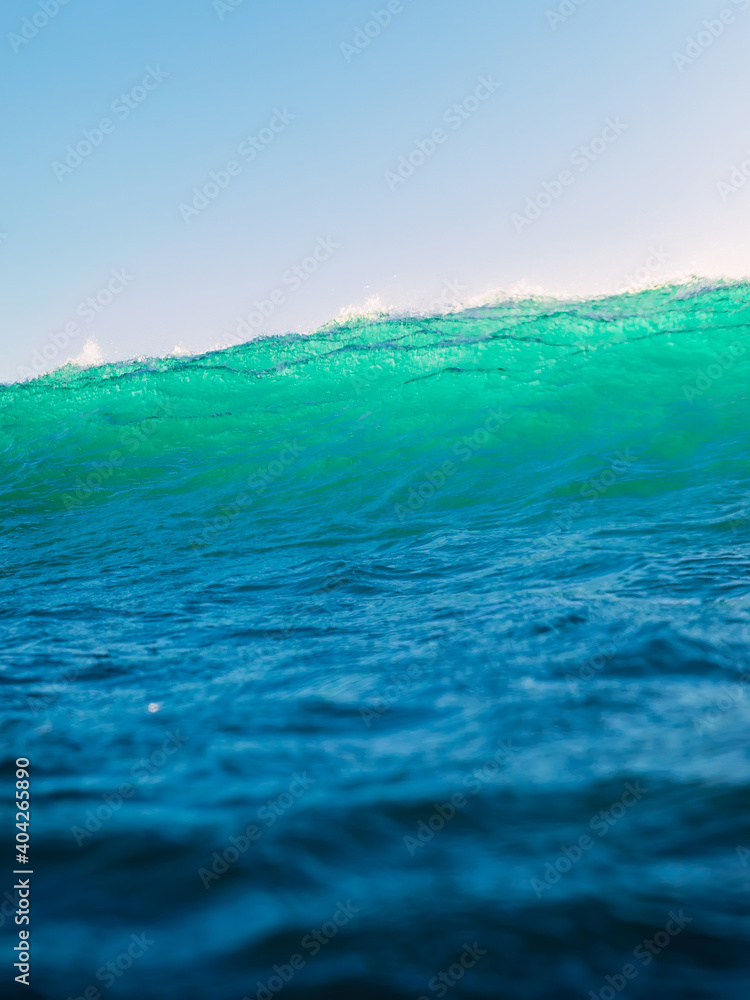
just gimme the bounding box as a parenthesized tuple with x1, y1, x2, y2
(2, 0, 749, 381)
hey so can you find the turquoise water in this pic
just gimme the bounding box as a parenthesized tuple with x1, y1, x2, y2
(2, 282, 750, 999)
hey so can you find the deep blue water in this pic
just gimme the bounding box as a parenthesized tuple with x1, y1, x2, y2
(2, 285, 750, 999)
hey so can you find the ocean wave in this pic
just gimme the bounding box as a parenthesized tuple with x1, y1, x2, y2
(4, 279, 750, 998)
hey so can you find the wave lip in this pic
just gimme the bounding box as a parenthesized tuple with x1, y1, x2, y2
(7, 276, 749, 386)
